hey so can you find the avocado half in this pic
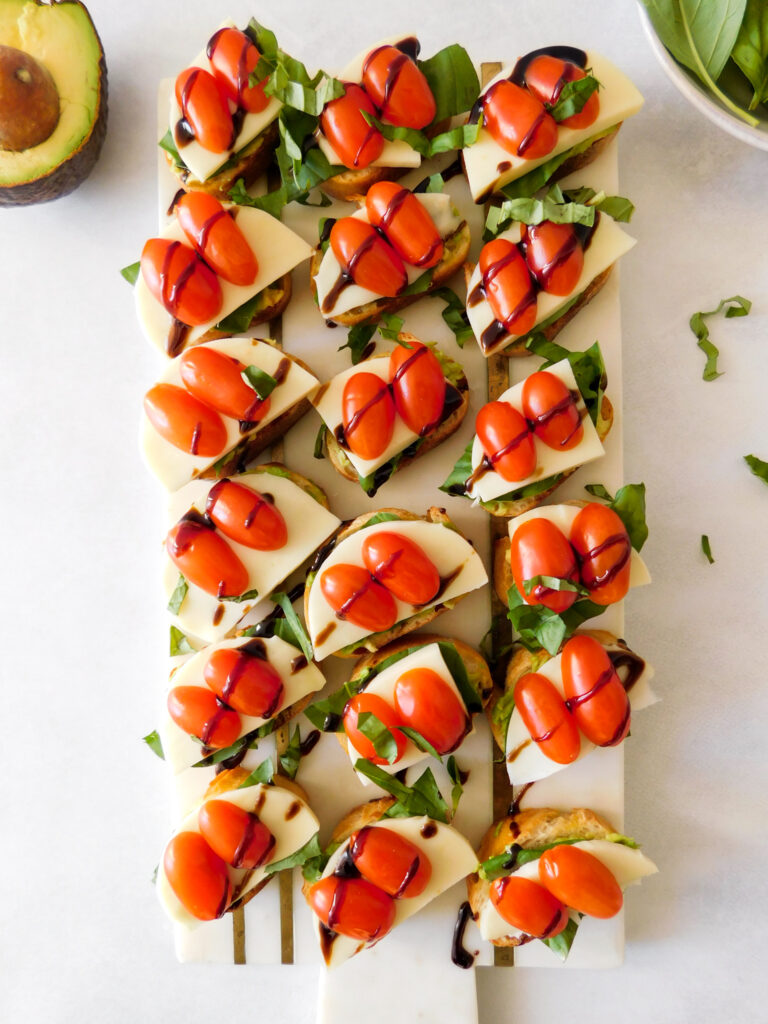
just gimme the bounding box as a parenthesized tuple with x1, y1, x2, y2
(0, 0, 107, 206)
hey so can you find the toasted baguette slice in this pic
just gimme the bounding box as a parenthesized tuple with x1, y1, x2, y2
(311, 220, 471, 327)
(193, 272, 292, 347)
(167, 120, 280, 199)
(320, 164, 409, 202)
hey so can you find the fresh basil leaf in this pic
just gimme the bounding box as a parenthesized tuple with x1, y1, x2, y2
(399, 726, 442, 762)
(362, 110, 430, 155)
(446, 755, 464, 815)
(506, 586, 605, 655)
(143, 730, 164, 760)
(158, 128, 184, 168)
(169, 626, 194, 657)
(543, 916, 579, 960)
(356, 440, 422, 496)
(267, 61, 343, 116)
(378, 312, 404, 341)
(701, 534, 715, 564)
(491, 689, 517, 746)
(357, 712, 399, 764)
(560, 186, 635, 223)
(585, 483, 613, 502)
(241, 365, 278, 400)
(402, 269, 434, 296)
(215, 293, 264, 334)
(301, 839, 340, 883)
(500, 125, 619, 199)
(362, 512, 403, 528)
(279, 725, 302, 780)
(418, 43, 480, 122)
(732, 0, 768, 108)
(191, 724, 276, 768)
(272, 617, 305, 650)
(355, 761, 450, 823)
(428, 121, 481, 155)
(523, 575, 590, 598)
(313, 424, 326, 460)
(526, 336, 606, 422)
(303, 687, 351, 732)
(437, 641, 483, 713)
(549, 74, 600, 121)
(478, 851, 514, 881)
(229, 177, 302, 219)
(270, 591, 313, 661)
(245, 19, 278, 64)
(222, 587, 260, 604)
(689, 295, 751, 381)
(585, 481, 649, 552)
(167, 574, 188, 615)
(641, 0, 746, 82)
(120, 261, 140, 285)
(439, 440, 473, 497)
(238, 758, 275, 787)
(478, 473, 565, 513)
(264, 833, 322, 875)
(485, 196, 595, 240)
(430, 287, 473, 347)
(425, 172, 446, 193)
(338, 322, 377, 364)
(745, 453, 768, 483)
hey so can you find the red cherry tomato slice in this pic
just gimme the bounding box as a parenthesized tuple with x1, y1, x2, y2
(320, 83, 384, 169)
(198, 798, 276, 869)
(164, 831, 232, 920)
(361, 531, 440, 605)
(176, 192, 258, 286)
(366, 182, 443, 269)
(524, 54, 599, 129)
(175, 66, 234, 153)
(389, 340, 446, 435)
(179, 347, 270, 423)
(349, 826, 432, 898)
(203, 645, 285, 718)
(167, 685, 241, 748)
(479, 238, 537, 336)
(330, 218, 407, 297)
(521, 370, 583, 451)
(166, 513, 250, 598)
(144, 383, 227, 456)
(361, 45, 436, 128)
(561, 635, 630, 747)
(343, 692, 407, 765)
(538, 845, 623, 919)
(342, 371, 396, 460)
(490, 875, 569, 937)
(510, 518, 579, 613)
(483, 79, 557, 159)
(393, 667, 468, 754)
(476, 401, 536, 482)
(320, 564, 398, 633)
(205, 479, 287, 551)
(141, 239, 223, 326)
(206, 26, 269, 113)
(570, 504, 631, 606)
(513, 671, 581, 764)
(522, 221, 584, 296)
(308, 875, 396, 941)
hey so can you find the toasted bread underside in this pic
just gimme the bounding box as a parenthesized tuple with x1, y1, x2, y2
(320, 164, 409, 202)
(168, 120, 280, 199)
(195, 273, 293, 347)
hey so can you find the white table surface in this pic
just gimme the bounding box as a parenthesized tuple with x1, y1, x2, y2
(2, 1, 767, 1021)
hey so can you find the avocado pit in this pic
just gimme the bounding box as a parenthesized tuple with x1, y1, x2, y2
(0, 44, 60, 151)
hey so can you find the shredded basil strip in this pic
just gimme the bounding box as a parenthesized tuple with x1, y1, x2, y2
(265, 833, 323, 875)
(507, 586, 606, 655)
(215, 292, 265, 334)
(279, 725, 303, 780)
(143, 730, 164, 760)
(418, 43, 480, 122)
(544, 917, 580, 960)
(191, 724, 276, 768)
(241, 365, 278, 399)
(238, 757, 275, 787)
(689, 295, 751, 381)
(399, 727, 442, 762)
(744, 453, 768, 484)
(167, 574, 188, 615)
(339, 322, 377, 364)
(585, 480, 649, 552)
(523, 575, 590, 597)
(548, 73, 600, 121)
(357, 712, 400, 764)
(270, 591, 313, 661)
(354, 760, 450, 823)
(120, 261, 140, 285)
(431, 287, 473, 346)
(313, 424, 326, 460)
(446, 755, 464, 814)
(701, 534, 715, 564)
(169, 626, 194, 657)
(500, 125, 619, 200)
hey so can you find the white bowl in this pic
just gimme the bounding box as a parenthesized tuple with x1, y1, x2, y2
(637, 2, 768, 151)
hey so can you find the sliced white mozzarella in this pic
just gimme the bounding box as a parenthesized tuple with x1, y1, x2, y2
(308, 519, 488, 660)
(167, 19, 282, 184)
(142, 338, 320, 492)
(312, 815, 478, 967)
(469, 359, 605, 502)
(477, 838, 657, 943)
(157, 782, 319, 929)
(505, 641, 656, 785)
(344, 642, 473, 783)
(507, 503, 652, 589)
(314, 193, 462, 319)
(159, 635, 326, 774)
(466, 215, 635, 357)
(163, 470, 341, 644)
(136, 205, 313, 356)
(462, 52, 644, 202)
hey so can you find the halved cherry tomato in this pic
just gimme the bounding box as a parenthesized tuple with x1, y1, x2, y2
(167, 686, 241, 748)
(320, 564, 397, 632)
(330, 218, 407, 297)
(361, 531, 440, 605)
(509, 518, 579, 613)
(164, 831, 232, 920)
(538, 845, 623, 919)
(362, 45, 436, 128)
(205, 479, 287, 551)
(479, 238, 537, 336)
(175, 66, 234, 153)
(524, 54, 599, 130)
(513, 671, 580, 764)
(389, 340, 446, 435)
(349, 826, 432, 897)
(366, 182, 443, 268)
(394, 667, 468, 754)
(476, 401, 536, 482)
(482, 79, 557, 159)
(203, 645, 285, 718)
(523, 221, 584, 296)
(308, 875, 396, 941)
(342, 371, 396, 460)
(570, 503, 631, 606)
(206, 26, 269, 113)
(141, 239, 222, 326)
(179, 347, 270, 423)
(490, 875, 569, 937)
(320, 83, 384, 169)
(343, 692, 407, 765)
(176, 192, 258, 286)
(198, 799, 276, 869)
(144, 383, 227, 456)
(522, 370, 583, 451)
(166, 513, 249, 598)
(561, 635, 630, 747)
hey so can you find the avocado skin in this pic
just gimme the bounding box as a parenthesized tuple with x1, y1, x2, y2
(0, 1, 108, 207)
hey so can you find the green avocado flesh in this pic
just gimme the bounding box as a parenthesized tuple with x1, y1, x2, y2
(0, 0, 107, 203)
